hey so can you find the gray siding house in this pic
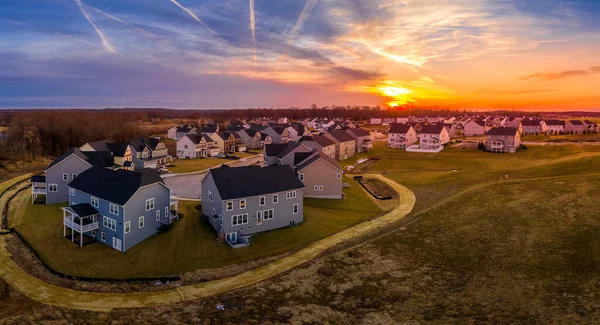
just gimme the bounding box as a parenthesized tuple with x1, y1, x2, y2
(40, 148, 114, 204)
(64, 167, 176, 252)
(263, 142, 312, 167)
(294, 151, 343, 199)
(201, 165, 304, 247)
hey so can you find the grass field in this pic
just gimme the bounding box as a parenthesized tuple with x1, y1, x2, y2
(13, 180, 382, 278)
(168, 152, 256, 173)
(521, 133, 600, 142)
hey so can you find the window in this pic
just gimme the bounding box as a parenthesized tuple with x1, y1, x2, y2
(319, 185, 323, 191)
(125, 221, 130, 234)
(166, 207, 170, 219)
(259, 196, 265, 206)
(70, 188, 75, 196)
(286, 191, 296, 199)
(184, 145, 188, 149)
(226, 201, 233, 211)
(208, 191, 213, 202)
(145, 198, 154, 211)
(314, 185, 319, 191)
(109, 203, 119, 215)
(264, 209, 274, 220)
(72, 173, 78, 179)
(231, 213, 249, 226)
(257, 211, 263, 225)
(273, 194, 278, 204)
(91, 197, 99, 208)
(337, 173, 341, 179)
(101, 232, 106, 241)
(293, 203, 299, 214)
(103, 216, 116, 231)
(139, 216, 145, 228)
(240, 199, 246, 209)
(48, 184, 58, 192)
(299, 173, 304, 181)
(62, 173, 68, 181)
(156, 210, 160, 221)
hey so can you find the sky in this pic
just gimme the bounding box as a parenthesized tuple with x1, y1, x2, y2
(0, 0, 599, 111)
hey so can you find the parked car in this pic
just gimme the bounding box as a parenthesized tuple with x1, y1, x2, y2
(216, 153, 226, 158)
(226, 155, 240, 160)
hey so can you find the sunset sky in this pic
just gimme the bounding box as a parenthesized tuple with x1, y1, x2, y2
(1, 0, 599, 110)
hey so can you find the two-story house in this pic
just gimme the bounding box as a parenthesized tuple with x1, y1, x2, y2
(201, 165, 305, 247)
(168, 124, 198, 140)
(129, 138, 170, 170)
(345, 128, 372, 153)
(63, 167, 176, 251)
(545, 120, 565, 134)
(261, 125, 290, 144)
(565, 120, 585, 134)
(211, 131, 245, 154)
(522, 120, 547, 135)
(80, 140, 134, 170)
(264, 142, 312, 167)
(417, 124, 450, 152)
(388, 124, 417, 149)
(34, 148, 115, 205)
(294, 151, 343, 199)
(323, 130, 356, 161)
(463, 119, 487, 136)
(236, 128, 263, 149)
(486, 127, 521, 153)
(176, 134, 219, 158)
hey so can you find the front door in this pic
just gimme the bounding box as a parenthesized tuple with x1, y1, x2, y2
(257, 211, 263, 225)
(226, 232, 237, 244)
(112, 237, 122, 251)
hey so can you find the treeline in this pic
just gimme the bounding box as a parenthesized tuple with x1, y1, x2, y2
(0, 110, 148, 164)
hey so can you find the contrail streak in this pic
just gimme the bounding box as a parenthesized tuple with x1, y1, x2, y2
(83, 3, 163, 41)
(275, 0, 318, 71)
(249, 0, 256, 70)
(170, 0, 217, 35)
(74, 0, 116, 53)
(0, 16, 95, 47)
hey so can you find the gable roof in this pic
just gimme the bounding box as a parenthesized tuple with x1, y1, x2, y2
(264, 143, 290, 157)
(82, 140, 111, 151)
(274, 142, 302, 159)
(295, 150, 342, 172)
(201, 124, 218, 133)
(420, 124, 445, 134)
(521, 119, 542, 126)
(46, 148, 91, 171)
(80, 151, 115, 168)
(68, 203, 99, 217)
(186, 134, 214, 144)
(68, 167, 164, 205)
(545, 120, 565, 126)
(486, 127, 519, 136)
(569, 120, 584, 126)
(208, 165, 305, 200)
(293, 151, 314, 166)
(326, 130, 355, 142)
(105, 143, 130, 157)
(388, 123, 412, 134)
(347, 128, 370, 137)
(216, 131, 241, 140)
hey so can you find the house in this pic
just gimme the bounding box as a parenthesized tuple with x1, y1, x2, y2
(34, 148, 116, 204)
(396, 117, 409, 124)
(388, 124, 417, 149)
(507, 118, 523, 134)
(583, 120, 597, 133)
(211, 131, 245, 154)
(260, 133, 273, 147)
(264, 142, 312, 167)
(286, 124, 306, 142)
(442, 122, 457, 138)
(406, 121, 423, 133)
(64, 167, 177, 251)
(200, 124, 218, 136)
(545, 120, 565, 135)
(176, 134, 219, 158)
(370, 118, 382, 125)
(298, 135, 336, 159)
(167, 125, 197, 140)
(486, 127, 521, 153)
(80, 140, 133, 169)
(522, 120, 546, 135)
(345, 128, 372, 153)
(129, 138, 170, 170)
(260, 125, 289, 144)
(323, 130, 356, 161)
(382, 118, 395, 126)
(236, 128, 263, 149)
(416, 124, 450, 152)
(201, 165, 304, 247)
(565, 120, 585, 134)
(294, 151, 343, 199)
(463, 119, 487, 136)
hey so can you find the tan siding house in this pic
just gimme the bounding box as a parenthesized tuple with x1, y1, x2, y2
(388, 124, 417, 149)
(486, 127, 520, 153)
(323, 130, 356, 161)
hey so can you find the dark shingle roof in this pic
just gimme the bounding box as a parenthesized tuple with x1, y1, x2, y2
(46, 148, 91, 170)
(522, 119, 542, 126)
(486, 127, 518, 136)
(68, 167, 164, 205)
(295, 151, 341, 172)
(208, 165, 305, 200)
(216, 131, 241, 140)
(545, 120, 565, 126)
(83, 140, 110, 151)
(105, 143, 129, 157)
(274, 142, 302, 159)
(244, 129, 260, 137)
(293, 152, 314, 166)
(388, 123, 412, 134)
(326, 130, 355, 143)
(69, 203, 99, 217)
(264, 144, 290, 157)
(201, 124, 218, 133)
(420, 124, 445, 134)
(186, 134, 213, 144)
(31, 175, 46, 183)
(347, 128, 370, 137)
(569, 120, 584, 126)
(81, 151, 114, 167)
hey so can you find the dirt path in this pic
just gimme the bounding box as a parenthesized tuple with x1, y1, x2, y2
(0, 174, 415, 312)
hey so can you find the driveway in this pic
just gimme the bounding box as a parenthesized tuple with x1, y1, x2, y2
(164, 154, 264, 199)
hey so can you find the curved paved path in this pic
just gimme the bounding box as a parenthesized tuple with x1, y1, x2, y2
(0, 174, 415, 312)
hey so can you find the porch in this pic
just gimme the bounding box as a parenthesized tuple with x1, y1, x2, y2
(61, 204, 100, 248)
(419, 138, 444, 151)
(30, 175, 46, 204)
(361, 139, 373, 152)
(488, 140, 505, 153)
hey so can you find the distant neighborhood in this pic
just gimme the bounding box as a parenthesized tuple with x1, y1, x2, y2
(27, 113, 598, 252)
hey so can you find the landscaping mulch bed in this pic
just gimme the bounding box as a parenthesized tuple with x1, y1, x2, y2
(353, 176, 396, 200)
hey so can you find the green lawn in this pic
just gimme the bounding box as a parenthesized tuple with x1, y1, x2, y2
(521, 133, 600, 142)
(168, 152, 257, 173)
(13, 181, 382, 278)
